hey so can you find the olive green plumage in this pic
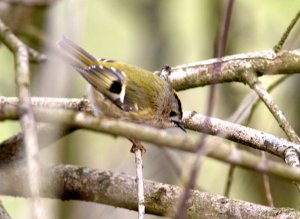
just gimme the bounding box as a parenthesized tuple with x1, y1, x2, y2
(58, 37, 184, 130)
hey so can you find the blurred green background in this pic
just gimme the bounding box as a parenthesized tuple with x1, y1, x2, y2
(0, 0, 300, 218)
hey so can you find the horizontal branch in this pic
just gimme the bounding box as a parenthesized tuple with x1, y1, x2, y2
(0, 164, 299, 219)
(0, 97, 91, 112)
(2, 100, 300, 158)
(2, 97, 300, 158)
(1, 97, 300, 183)
(168, 50, 300, 90)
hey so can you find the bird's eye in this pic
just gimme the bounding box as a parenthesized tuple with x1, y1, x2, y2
(169, 111, 177, 117)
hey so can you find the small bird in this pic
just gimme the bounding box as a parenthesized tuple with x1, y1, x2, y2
(58, 37, 185, 151)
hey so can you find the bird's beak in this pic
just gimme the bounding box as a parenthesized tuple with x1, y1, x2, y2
(172, 119, 186, 132)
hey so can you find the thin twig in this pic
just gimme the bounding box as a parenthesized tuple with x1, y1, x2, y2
(175, 139, 206, 219)
(216, 0, 235, 200)
(28, 47, 47, 63)
(261, 152, 274, 207)
(130, 139, 146, 219)
(242, 70, 300, 193)
(161, 148, 204, 190)
(224, 164, 235, 197)
(228, 79, 288, 201)
(245, 75, 290, 126)
(0, 201, 11, 219)
(242, 70, 300, 142)
(160, 148, 183, 180)
(227, 90, 258, 124)
(273, 10, 300, 53)
(0, 19, 42, 219)
(240, 77, 290, 205)
(134, 148, 145, 219)
(176, 1, 234, 217)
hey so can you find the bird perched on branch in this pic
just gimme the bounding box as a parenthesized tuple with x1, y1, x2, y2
(58, 37, 185, 152)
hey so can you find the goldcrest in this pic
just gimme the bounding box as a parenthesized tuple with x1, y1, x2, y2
(58, 37, 185, 131)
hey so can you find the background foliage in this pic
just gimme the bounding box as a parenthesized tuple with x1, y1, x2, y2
(0, 0, 300, 218)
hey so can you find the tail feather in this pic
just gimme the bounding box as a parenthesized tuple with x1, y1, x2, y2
(57, 36, 127, 110)
(58, 36, 97, 68)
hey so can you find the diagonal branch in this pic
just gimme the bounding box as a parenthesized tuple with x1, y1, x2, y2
(273, 10, 300, 53)
(242, 70, 300, 142)
(0, 201, 11, 219)
(241, 69, 300, 192)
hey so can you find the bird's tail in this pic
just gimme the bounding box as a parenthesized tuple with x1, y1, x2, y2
(57, 36, 97, 69)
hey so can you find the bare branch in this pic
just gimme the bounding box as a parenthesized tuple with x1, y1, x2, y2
(261, 152, 274, 207)
(2, 101, 300, 158)
(168, 50, 300, 90)
(242, 75, 290, 125)
(0, 97, 92, 112)
(224, 163, 235, 197)
(0, 19, 42, 219)
(28, 47, 47, 63)
(176, 1, 235, 217)
(184, 111, 300, 157)
(274, 10, 300, 53)
(0, 201, 11, 219)
(241, 69, 300, 192)
(0, 164, 299, 219)
(1, 99, 300, 183)
(242, 70, 300, 143)
(135, 148, 145, 219)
